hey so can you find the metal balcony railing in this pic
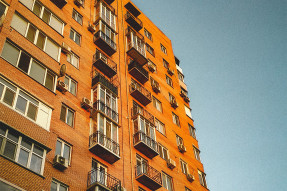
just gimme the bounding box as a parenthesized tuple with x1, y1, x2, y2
(95, 12, 116, 31)
(135, 163, 162, 186)
(133, 131, 158, 153)
(131, 106, 154, 125)
(87, 167, 121, 190)
(94, 30, 117, 51)
(89, 131, 120, 156)
(125, 11, 143, 31)
(93, 50, 117, 77)
(130, 82, 151, 101)
(127, 42, 145, 58)
(93, 100, 118, 123)
(92, 72, 118, 95)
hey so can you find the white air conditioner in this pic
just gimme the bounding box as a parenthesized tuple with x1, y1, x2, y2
(53, 155, 68, 170)
(61, 42, 71, 54)
(167, 158, 176, 169)
(186, 173, 195, 182)
(81, 97, 92, 110)
(74, 0, 83, 6)
(57, 80, 68, 93)
(178, 144, 186, 153)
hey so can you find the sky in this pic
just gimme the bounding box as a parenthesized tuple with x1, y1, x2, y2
(132, 0, 287, 190)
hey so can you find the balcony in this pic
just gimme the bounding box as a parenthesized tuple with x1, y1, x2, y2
(103, 0, 115, 5)
(131, 106, 154, 125)
(93, 50, 117, 78)
(127, 42, 147, 66)
(95, 12, 116, 32)
(125, 2, 141, 17)
(94, 31, 117, 56)
(92, 72, 118, 95)
(130, 82, 151, 106)
(128, 60, 149, 84)
(50, 0, 67, 9)
(133, 131, 158, 159)
(89, 131, 120, 164)
(125, 12, 143, 31)
(91, 100, 118, 124)
(87, 168, 121, 191)
(135, 163, 162, 190)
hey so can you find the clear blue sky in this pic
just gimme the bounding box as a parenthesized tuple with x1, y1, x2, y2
(132, 0, 287, 190)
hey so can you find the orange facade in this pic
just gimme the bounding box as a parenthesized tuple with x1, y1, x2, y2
(0, 0, 208, 190)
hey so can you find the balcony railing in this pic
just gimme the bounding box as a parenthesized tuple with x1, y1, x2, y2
(92, 100, 118, 123)
(125, 11, 143, 31)
(92, 72, 118, 96)
(87, 168, 121, 191)
(93, 50, 117, 78)
(128, 60, 149, 84)
(131, 106, 154, 125)
(50, 0, 67, 9)
(135, 163, 162, 190)
(94, 30, 117, 56)
(133, 131, 158, 158)
(89, 131, 120, 164)
(95, 12, 116, 31)
(130, 82, 151, 106)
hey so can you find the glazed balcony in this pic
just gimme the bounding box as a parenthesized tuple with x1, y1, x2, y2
(131, 106, 155, 125)
(92, 72, 118, 95)
(89, 131, 120, 164)
(50, 0, 67, 9)
(128, 60, 149, 84)
(130, 82, 151, 106)
(133, 131, 158, 159)
(93, 50, 117, 78)
(87, 168, 121, 191)
(94, 31, 117, 56)
(125, 11, 143, 31)
(91, 100, 118, 124)
(95, 13, 116, 32)
(135, 163, 162, 190)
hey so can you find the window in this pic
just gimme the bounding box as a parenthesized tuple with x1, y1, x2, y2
(1, 41, 57, 91)
(95, 20, 116, 49)
(0, 179, 23, 191)
(155, 118, 165, 135)
(198, 170, 207, 188)
(10, 13, 61, 61)
(178, 70, 184, 82)
(0, 123, 47, 174)
(0, 77, 52, 130)
(193, 146, 201, 161)
(144, 28, 152, 41)
(147, 59, 156, 72)
(55, 139, 71, 164)
(97, 2, 116, 31)
(163, 59, 169, 68)
(166, 75, 173, 87)
(161, 44, 167, 54)
(70, 28, 81, 45)
(189, 124, 196, 139)
(152, 96, 162, 112)
(146, 43, 154, 57)
(172, 113, 180, 127)
(64, 76, 77, 95)
(0, 1, 8, 18)
(180, 159, 189, 175)
(67, 52, 79, 69)
(162, 172, 173, 191)
(185, 106, 192, 119)
(150, 77, 160, 92)
(169, 93, 176, 103)
(158, 144, 169, 161)
(176, 135, 184, 146)
(136, 155, 148, 176)
(19, 0, 64, 34)
(72, 9, 83, 25)
(50, 179, 68, 191)
(60, 104, 75, 127)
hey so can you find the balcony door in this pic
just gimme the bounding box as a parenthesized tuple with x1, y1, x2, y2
(92, 160, 107, 186)
(136, 155, 148, 176)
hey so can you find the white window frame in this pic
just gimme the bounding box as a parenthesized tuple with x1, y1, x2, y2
(0, 0, 8, 17)
(99, 2, 116, 31)
(185, 106, 192, 119)
(72, 9, 83, 25)
(70, 28, 81, 45)
(158, 143, 169, 161)
(51, 179, 68, 191)
(146, 43, 154, 56)
(64, 75, 77, 96)
(198, 170, 207, 188)
(152, 96, 162, 112)
(55, 139, 72, 165)
(178, 70, 184, 82)
(166, 75, 173, 87)
(144, 28, 152, 41)
(60, 104, 75, 127)
(161, 43, 167, 54)
(95, 113, 118, 144)
(176, 135, 184, 146)
(67, 52, 79, 69)
(189, 124, 196, 139)
(193, 146, 201, 161)
(172, 112, 180, 127)
(180, 159, 189, 175)
(155, 118, 165, 135)
(162, 172, 174, 191)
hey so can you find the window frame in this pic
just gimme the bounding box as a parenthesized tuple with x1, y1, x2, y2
(72, 9, 83, 25)
(158, 143, 169, 161)
(180, 159, 189, 175)
(64, 75, 77, 96)
(198, 170, 207, 188)
(60, 104, 75, 127)
(51, 179, 69, 191)
(162, 172, 174, 191)
(0, 0, 8, 17)
(152, 96, 162, 113)
(55, 139, 72, 165)
(67, 52, 79, 69)
(172, 112, 180, 127)
(144, 28, 152, 41)
(160, 44, 167, 54)
(188, 124, 196, 139)
(185, 105, 192, 119)
(193, 146, 201, 161)
(146, 43, 155, 57)
(166, 75, 173, 87)
(69, 28, 81, 45)
(176, 135, 184, 146)
(155, 118, 165, 136)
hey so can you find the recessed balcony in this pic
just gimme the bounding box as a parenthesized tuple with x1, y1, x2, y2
(93, 50, 117, 78)
(94, 31, 117, 56)
(92, 72, 118, 96)
(131, 106, 155, 125)
(89, 131, 120, 164)
(130, 82, 151, 106)
(91, 100, 118, 124)
(135, 163, 162, 190)
(50, 0, 67, 9)
(128, 60, 149, 84)
(125, 11, 143, 31)
(133, 131, 158, 159)
(87, 168, 121, 191)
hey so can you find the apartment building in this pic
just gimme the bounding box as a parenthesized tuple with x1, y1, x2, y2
(0, 0, 208, 190)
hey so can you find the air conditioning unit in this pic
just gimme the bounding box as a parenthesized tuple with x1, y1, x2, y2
(81, 97, 92, 110)
(171, 99, 178, 109)
(88, 23, 96, 33)
(167, 68, 174, 76)
(53, 155, 68, 170)
(57, 80, 68, 93)
(74, 0, 83, 6)
(167, 158, 176, 169)
(61, 42, 71, 54)
(178, 144, 186, 153)
(151, 82, 160, 93)
(186, 173, 195, 182)
(0, 14, 5, 27)
(147, 62, 156, 72)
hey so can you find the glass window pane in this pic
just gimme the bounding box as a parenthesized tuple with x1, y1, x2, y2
(70, 30, 74, 40)
(59, 185, 67, 191)
(30, 154, 42, 173)
(16, 95, 27, 114)
(0, 126, 6, 135)
(30, 61, 45, 84)
(7, 130, 19, 142)
(19, 0, 34, 9)
(10, 14, 28, 36)
(70, 81, 76, 95)
(60, 106, 67, 123)
(67, 53, 71, 63)
(72, 55, 79, 68)
(36, 32, 45, 50)
(32, 1, 42, 16)
(75, 34, 80, 45)
(55, 140, 62, 156)
(64, 76, 69, 85)
(67, 110, 74, 127)
(45, 39, 59, 61)
(1, 42, 20, 66)
(45, 72, 55, 91)
(27, 103, 38, 120)
(18, 52, 31, 73)
(3, 141, 17, 160)
(50, 15, 63, 34)
(21, 138, 32, 150)
(18, 149, 29, 166)
(26, 25, 37, 43)
(42, 9, 51, 24)
(33, 145, 44, 156)
(50, 182, 57, 191)
(3, 88, 16, 106)
(63, 144, 70, 161)
(0, 83, 4, 99)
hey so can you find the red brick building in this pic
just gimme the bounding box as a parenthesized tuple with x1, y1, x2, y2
(0, 0, 208, 190)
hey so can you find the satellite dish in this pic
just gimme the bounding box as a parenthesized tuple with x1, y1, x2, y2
(59, 64, 66, 77)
